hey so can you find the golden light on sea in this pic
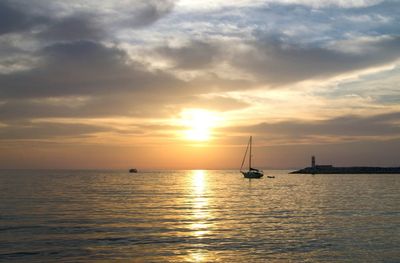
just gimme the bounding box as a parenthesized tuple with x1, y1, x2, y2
(186, 170, 212, 262)
(190, 170, 209, 235)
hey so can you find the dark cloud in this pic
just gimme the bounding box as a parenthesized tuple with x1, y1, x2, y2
(234, 36, 400, 85)
(38, 14, 104, 42)
(156, 35, 400, 87)
(0, 40, 185, 99)
(0, 122, 109, 140)
(125, 0, 175, 27)
(226, 111, 400, 142)
(0, 0, 51, 36)
(0, 1, 44, 35)
(0, 88, 251, 122)
(0, 94, 171, 121)
(0, 38, 256, 121)
(0, 112, 182, 141)
(158, 40, 220, 69)
(0, 0, 175, 39)
(374, 94, 400, 105)
(0, 38, 38, 74)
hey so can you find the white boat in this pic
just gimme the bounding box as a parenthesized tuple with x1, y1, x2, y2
(240, 136, 264, 179)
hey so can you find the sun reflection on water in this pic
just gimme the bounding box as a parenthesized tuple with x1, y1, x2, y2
(191, 170, 209, 235)
(188, 252, 206, 263)
(193, 170, 206, 194)
(186, 170, 213, 261)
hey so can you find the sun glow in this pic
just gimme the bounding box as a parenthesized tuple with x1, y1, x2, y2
(180, 109, 219, 141)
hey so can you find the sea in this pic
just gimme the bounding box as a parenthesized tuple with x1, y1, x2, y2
(0, 170, 399, 262)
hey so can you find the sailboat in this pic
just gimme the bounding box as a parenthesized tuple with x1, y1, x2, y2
(240, 136, 264, 178)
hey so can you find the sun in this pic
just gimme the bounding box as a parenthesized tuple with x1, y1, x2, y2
(180, 109, 219, 141)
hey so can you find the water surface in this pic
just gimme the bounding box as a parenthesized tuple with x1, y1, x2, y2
(0, 170, 399, 262)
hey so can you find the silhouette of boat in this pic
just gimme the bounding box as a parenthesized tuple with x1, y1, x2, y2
(267, 176, 275, 178)
(240, 136, 264, 179)
(129, 168, 138, 173)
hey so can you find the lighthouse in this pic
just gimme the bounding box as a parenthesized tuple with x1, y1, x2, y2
(311, 156, 316, 168)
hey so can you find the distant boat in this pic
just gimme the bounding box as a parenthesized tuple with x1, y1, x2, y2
(267, 176, 275, 178)
(240, 136, 264, 179)
(129, 168, 138, 173)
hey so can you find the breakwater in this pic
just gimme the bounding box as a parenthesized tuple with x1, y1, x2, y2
(290, 166, 400, 174)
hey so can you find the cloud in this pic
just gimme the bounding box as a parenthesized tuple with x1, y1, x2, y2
(151, 34, 400, 87)
(273, 0, 383, 8)
(183, 95, 250, 111)
(124, 0, 175, 27)
(316, 64, 400, 106)
(225, 111, 400, 145)
(1, 0, 400, 169)
(0, 40, 198, 121)
(0, 38, 257, 121)
(0, 87, 252, 122)
(177, 0, 383, 11)
(232, 35, 400, 85)
(0, 40, 186, 99)
(157, 40, 220, 69)
(0, 0, 175, 40)
(38, 14, 104, 42)
(0, 122, 109, 140)
(0, 45, 252, 121)
(0, 36, 40, 74)
(0, 1, 29, 35)
(0, 0, 47, 35)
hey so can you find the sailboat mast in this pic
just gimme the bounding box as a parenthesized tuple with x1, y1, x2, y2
(249, 136, 252, 169)
(240, 136, 250, 172)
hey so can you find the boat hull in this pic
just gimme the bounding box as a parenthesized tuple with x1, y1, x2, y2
(242, 171, 264, 178)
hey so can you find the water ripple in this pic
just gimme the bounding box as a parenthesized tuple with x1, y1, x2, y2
(0, 170, 399, 262)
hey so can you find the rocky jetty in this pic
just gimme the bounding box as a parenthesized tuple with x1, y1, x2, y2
(291, 156, 400, 174)
(291, 165, 400, 174)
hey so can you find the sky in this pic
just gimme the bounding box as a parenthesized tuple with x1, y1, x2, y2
(0, 0, 399, 169)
